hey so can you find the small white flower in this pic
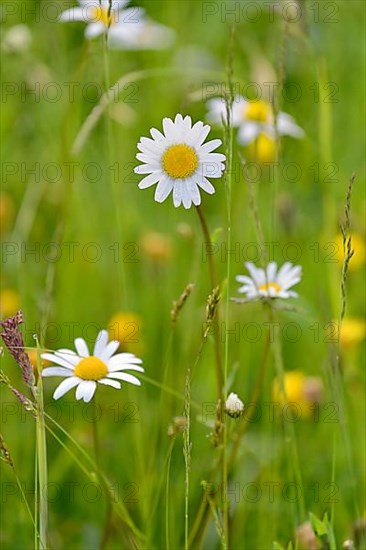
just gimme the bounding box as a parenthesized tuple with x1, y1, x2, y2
(134, 113, 226, 209)
(207, 96, 304, 144)
(236, 261, 302, 300)
(59, 0, 174, 50)
(225, 392, 244, 418)
(41, 330, 144, 403)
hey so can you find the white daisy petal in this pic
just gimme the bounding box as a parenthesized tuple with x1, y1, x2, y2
(99, 340, 120, 361)
(74, 338, 89, 357)
(154, 177, 174, 203)
(162, 117, 175, 138)
(266, 261, 278, 282)
(202, 162, 222, 178)
(53, 377, 81, 400)
(200, 152, 226, 164)
(108, 353, 143, 367)
(277, 112, 305, 138)
(137, 137, 161, 154)
(236, 275, 254, 285)
(56, 348, 77, 355)
(135, 164, 156, 175)
(59, 8, 86, 22)
(93, 330, 109, 357)
(181, 184, 192, 209)
(138, 172, 161, 189)
(99, 378, 121, 389)
(109, 365, 145, 373)
(42, 367, 74, 377)
(196, 176, 215, 194)
(150, 127, 165, 141)
(54, 351, 80, 367)
(173, 180, 183, 207)
(41, 353, 76, 370)
(245, 262, 264, 283)
(186, 179, 201, 206)
(187, 121, 204, 144)
(200, 139, 223, 153)
(76, 380, 97, 403)
(107, 372, 142, 386)
(237, 121, 261, 145)
(84, 22, 105, 39)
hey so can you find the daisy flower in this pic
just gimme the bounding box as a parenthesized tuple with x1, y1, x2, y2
(236, 261, 302, 300)
(207, 96, 304, 145)
(59, 0, 174, 50)
(134, 113, 226, 209)
(41, 330, 144, 403)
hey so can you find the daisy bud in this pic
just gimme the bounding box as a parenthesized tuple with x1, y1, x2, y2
(225, 392, 244, 418)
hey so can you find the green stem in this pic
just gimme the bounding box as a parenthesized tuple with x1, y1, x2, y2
(36, 374, 48, 549)
(165, 439, 175, 550)
(183, 371, 191, 550)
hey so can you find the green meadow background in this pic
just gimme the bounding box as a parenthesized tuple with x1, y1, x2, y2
(1, 1, 365, 549)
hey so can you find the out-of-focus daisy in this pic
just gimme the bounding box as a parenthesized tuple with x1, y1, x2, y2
(0, 193, 15, 235)
(42, 330, 144, 403)
(339, 317, 366, 348)
(0, 289, 20, 319)
(59, 0, 174, 50)
(140, 232, 172, 262)
(107, 311, 143, 353)
(134, 113, 226, 209)
(28, 349, 51, 370)
(207, 96, 304, 145)
(335, 232, 365, 272)
(225, 392, 244, 418)
(272, 371, 323, 419)
(246, 132, 276, 163)
(236, 261, 302, 300)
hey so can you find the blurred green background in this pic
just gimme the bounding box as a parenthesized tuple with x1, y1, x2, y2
(1, 1, 365, 549)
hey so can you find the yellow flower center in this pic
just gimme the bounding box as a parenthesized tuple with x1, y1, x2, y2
(90, 6, 115, 27)
(162, 144, 199, 179)
(258, 282, 282, 293)
(244, 100, 271, 122)
(74, 356, 108, 381)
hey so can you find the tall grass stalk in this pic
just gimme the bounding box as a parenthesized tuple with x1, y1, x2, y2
(183, 369, 191, 550)
(35, 342, 48, 550)
(221, 27, 235, 547)
(165, 438, 176, 550)
(101, 19, 127, 308)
